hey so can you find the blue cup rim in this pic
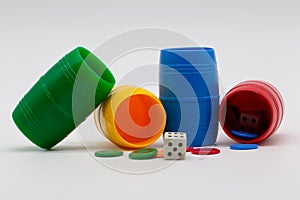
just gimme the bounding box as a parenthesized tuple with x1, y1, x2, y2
(162, 47, 214, 52)
(160, 46, 216, 66)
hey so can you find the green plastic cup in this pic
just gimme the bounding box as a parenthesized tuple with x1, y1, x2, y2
(12, 47, 115, 149)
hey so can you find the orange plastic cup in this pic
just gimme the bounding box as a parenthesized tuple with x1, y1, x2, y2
(94, 86, 166, 149)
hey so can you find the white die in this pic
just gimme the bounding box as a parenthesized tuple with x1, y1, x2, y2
(163, 132, 187, 160)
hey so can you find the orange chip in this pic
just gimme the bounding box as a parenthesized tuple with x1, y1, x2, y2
(155, 149, 164, 158)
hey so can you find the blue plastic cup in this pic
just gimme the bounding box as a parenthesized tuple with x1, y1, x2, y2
(159, 47, 219, 147)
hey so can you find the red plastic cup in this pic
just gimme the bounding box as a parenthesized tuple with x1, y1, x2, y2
(219, 80, 284, 143)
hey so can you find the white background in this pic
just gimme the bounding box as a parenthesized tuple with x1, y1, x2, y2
(1, 0, 300, 199)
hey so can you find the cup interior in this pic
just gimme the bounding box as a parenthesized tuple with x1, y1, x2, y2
(220, 90, 272, 141)
(114, 94, 166, 144)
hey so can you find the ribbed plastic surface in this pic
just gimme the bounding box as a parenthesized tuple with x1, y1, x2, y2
(159, 47, 219, 147)
(12, 47, 115, 149)
(219, 80, 284, 143)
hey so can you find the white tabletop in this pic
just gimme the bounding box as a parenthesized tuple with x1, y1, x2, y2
(1, 1, 299, 199)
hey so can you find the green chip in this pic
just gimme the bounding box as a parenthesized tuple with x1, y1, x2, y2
(94, 150, 124, 157)
(129, 148, 158, 160)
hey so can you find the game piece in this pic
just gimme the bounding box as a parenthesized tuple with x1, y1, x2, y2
(163, 132, 187, 160)
(94, 150, 124, 157)
(191, 147, 220, 155)
(129, 148, 158, 160)
(230, 144, 258, 150)
(155, 149, 164, 158)
(238, 113, 260, 133)
(231, 130, 258, 139)
(186, 147, 194, 152)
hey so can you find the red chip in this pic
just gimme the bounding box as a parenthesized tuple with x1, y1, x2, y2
(191, 148, 220, 155)
(186, 147, 195, 152)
